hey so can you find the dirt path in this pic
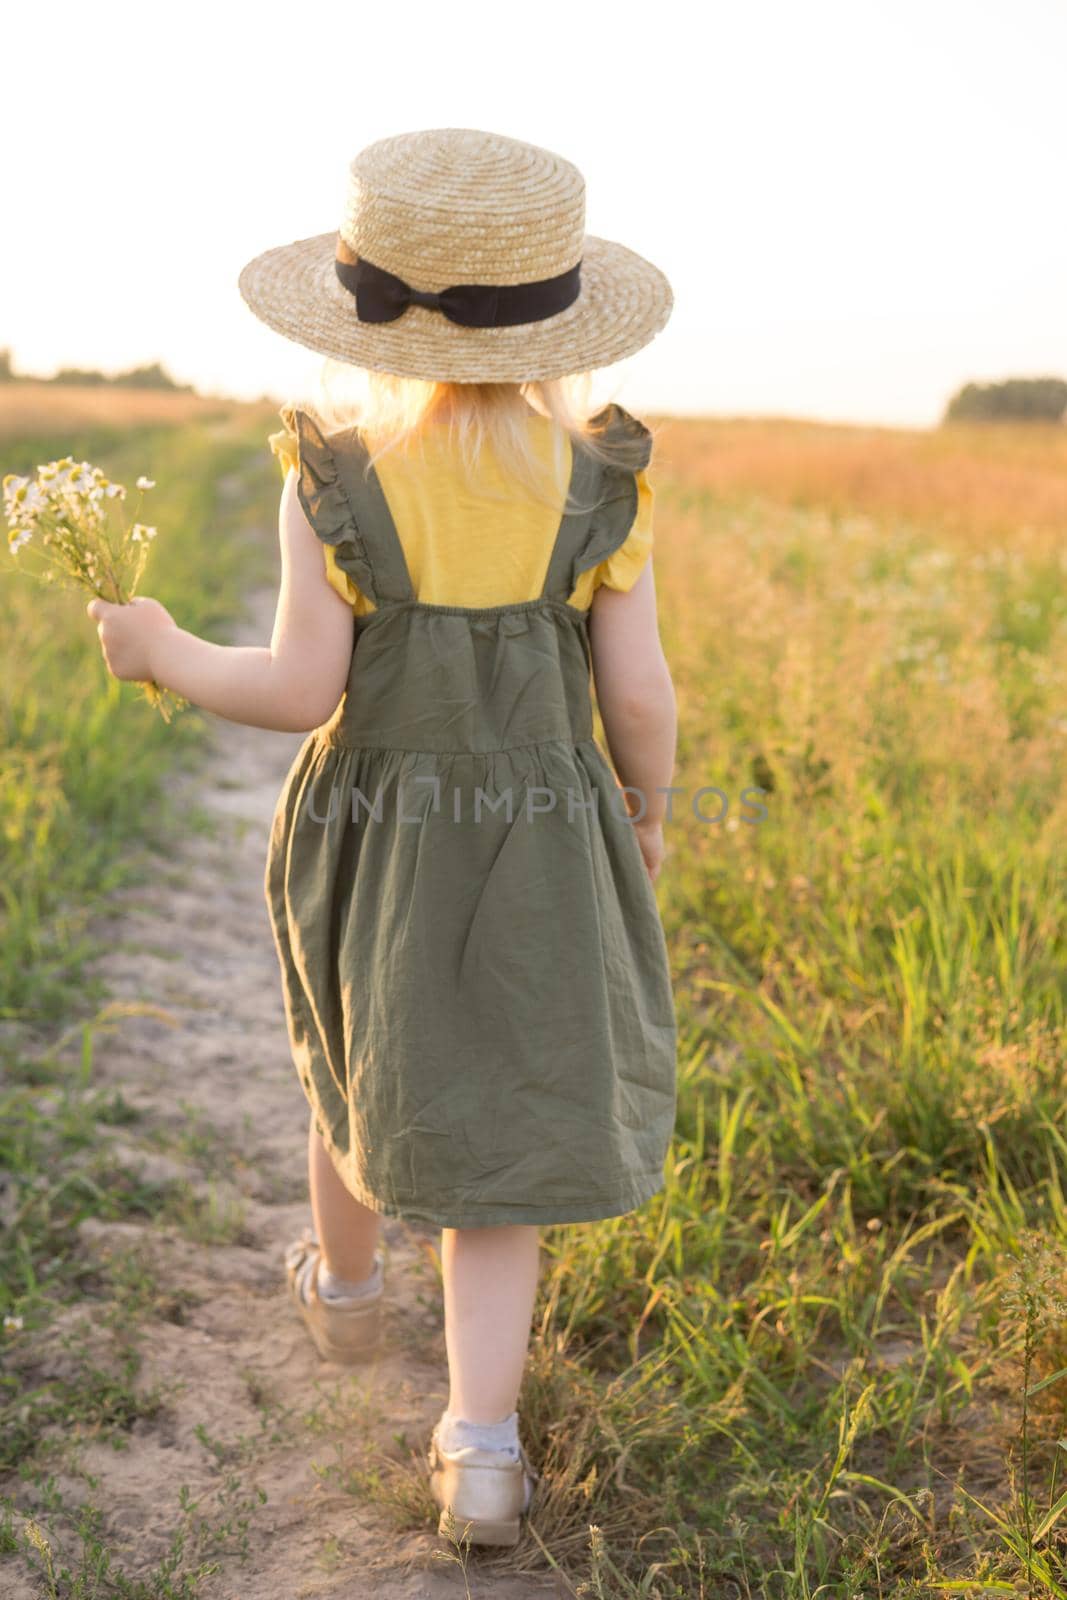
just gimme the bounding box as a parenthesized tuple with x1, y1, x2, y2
(12, 581, 560, 1598)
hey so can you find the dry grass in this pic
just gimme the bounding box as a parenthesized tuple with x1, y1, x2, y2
(567, 410, 1067, 1593)
(0, 382, 276, 443)
(646, 411, 1067, 549)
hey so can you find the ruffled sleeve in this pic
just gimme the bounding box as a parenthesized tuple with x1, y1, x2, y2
(269, 404, 375, 611)
(268, 409, 300, 479)
(566, 403, 655, 606)
(589, 466, 653, 593)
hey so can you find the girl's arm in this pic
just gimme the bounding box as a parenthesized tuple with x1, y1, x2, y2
(588, 560, 677, 882)
(87, 471, 355, 734)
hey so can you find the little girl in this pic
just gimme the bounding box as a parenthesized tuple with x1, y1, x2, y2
(88, 126, 679, 1549)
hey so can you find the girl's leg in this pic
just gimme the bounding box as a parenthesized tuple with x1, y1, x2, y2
(441, 1224, 541, 1423)
(308, 1114, 381, 1282)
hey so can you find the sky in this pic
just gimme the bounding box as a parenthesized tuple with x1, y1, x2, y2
(3, 0, 1065, 427)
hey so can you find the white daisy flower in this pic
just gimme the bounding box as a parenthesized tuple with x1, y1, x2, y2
(136, 476, 155, 491)
(3, 474, 30, 510)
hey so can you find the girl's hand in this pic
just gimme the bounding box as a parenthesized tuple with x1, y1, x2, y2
(86, 595, 177, 683)
(632, 817, 667, 885)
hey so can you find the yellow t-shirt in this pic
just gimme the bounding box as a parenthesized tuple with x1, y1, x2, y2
(268, 405, 653, 615)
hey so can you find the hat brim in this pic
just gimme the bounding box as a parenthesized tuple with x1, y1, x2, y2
(237, 232, 672, 383)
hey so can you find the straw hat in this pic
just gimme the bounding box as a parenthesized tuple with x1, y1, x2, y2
(237, 127, 673, 384)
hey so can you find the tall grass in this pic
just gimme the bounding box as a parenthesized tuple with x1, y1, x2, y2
(0, 396, 281, 1596)
(3, 402, 1067, 1594)
(522, 416, 1067, 1595)
(0, 402, 278, 1024)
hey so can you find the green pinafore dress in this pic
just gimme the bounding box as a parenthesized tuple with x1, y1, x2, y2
(264, 405, 678, 1228)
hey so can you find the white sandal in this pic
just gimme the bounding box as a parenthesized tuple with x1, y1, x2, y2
(283, 1226, 385, 1364)
(428, 1422, 539, 1547)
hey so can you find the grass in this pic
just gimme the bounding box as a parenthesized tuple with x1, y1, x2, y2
(520, 413, 1067, 1595)
(0, 390, 279, 1596)
(0, 395, 278, 1026)
(6, 1475, 269, 1599)
(3, 396, 1067, 1594)
(0, 381, 242, 442)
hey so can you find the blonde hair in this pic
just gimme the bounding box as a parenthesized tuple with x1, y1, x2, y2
(304, 360, 657, 517)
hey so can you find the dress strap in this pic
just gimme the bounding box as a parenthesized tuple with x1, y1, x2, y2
(538, 403, 654, 606)
(286, 407, 416, 606)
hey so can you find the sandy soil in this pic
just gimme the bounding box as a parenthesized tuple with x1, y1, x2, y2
(5, 583, 560, 1599)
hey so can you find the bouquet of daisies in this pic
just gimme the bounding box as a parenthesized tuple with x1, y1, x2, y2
(3, 458, 185, 721)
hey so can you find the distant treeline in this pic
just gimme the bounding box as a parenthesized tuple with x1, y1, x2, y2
(943, 376, 1067, 423)
(0, 348, 194, 392)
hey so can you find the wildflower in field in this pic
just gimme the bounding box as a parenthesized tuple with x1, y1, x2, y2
(22, 1519, 56, 1587)
(3, 1313, 24, 1332)
(2, 459, 185, 722)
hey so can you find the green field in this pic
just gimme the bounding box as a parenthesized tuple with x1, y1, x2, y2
(2, 393, 1067, 1597)
(0, 394, 278, 1022)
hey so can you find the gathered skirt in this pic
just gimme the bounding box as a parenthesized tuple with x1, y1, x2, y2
(264, 729, 678, 1228)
